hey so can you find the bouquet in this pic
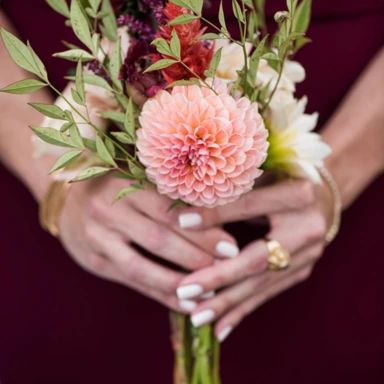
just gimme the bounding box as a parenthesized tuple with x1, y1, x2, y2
(0, 0, 330, 382)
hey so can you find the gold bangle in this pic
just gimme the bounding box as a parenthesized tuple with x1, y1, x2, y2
(39, 180, 71, 237)
(318, 166, 342, 245)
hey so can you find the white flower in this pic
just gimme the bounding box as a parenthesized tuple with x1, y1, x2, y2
(265, 91, 331, 183)
(257, 59, 305, 94)
(214, 40, 252, 82)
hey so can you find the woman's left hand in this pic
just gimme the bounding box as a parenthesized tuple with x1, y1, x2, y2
(175, 178, 334, 342)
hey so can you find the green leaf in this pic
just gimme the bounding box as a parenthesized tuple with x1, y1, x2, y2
(129, 161, 146, 179)
(46, 0, 70, 17)
(96, 135, 117, 166)
(205, 47, 222, 78)
(70, 0, 94, 53)
(89, 0, 102, 12)
(165, 78, 200, 88)
(189, 0, 204, 14)
(75, 60, 86, 104)
(49, 150, 83, 174)
(101, 111, 125, 123)
(110, 131, 134, 144)
(27, 42, 48, 81)
(114, 184, 143, 202)
(232, 0, 245, 24)
(70, 166, 111, 182)
(0, 28, 46, 79)
(169, 0, 194, 12)
(151, 38, 172, 56)
(199, 33, 222, 40)
(109, 37, 122, 91)
(124, 98, 136, 138)
(170, 30, 181, 59)
(69, 123, 84, 147)
(104, 137, 116, 158)
(53, 49, 94, 61)
(31, 126, 76, 147)
(144, 59, 178, 73)
(293, 0, 311, 34)
(0, 79, 47, 94)
(248, 35, 267, 86)
(100, 0, 118, 42)
(218, 1, 227, 31)
(71, 88, 85, 106)
(168, 14, 199, 26)
(29, 103, 67, 120)
(66, 74, 113, 91)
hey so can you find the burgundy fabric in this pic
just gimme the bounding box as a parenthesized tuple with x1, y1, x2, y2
(0, 1, 383, 383)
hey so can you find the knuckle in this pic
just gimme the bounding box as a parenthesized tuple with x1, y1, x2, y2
(85, 253, 107, 273)
(146, 225, 166, 250)
(188, 253, 213, 271)
(247, 254, 267, 275)
(87, 197, 107, 221)
(294, 181, 316, 207)
(297, 267, 312, 282)
(212, 271, 226, 287)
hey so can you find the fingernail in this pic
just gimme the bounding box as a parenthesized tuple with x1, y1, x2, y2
(215, 241, 239, 258)
(191, 309, 215, 327)
(218, 326, 233, 343)
(179, 300, 197, 312)
(177, 284, 204, 300)
(201, 291, 215, 299)
(178, 213, 203, 229)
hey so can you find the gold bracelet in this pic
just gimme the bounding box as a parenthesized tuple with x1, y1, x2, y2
(39, 180, 71, 237)
(318, 166, 342, 244)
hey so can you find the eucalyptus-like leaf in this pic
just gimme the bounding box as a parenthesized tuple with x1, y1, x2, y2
(70, 166, 111, 182)
(70, 0, 94, 53)
(29, 103, 67, 120)
(66, 74, 113, 91)
(49, 150, 83, 174)
(0, 79, 47, 94)
(165, 78, 200, 88)
(205, 48, 222, 78)
(101, 111, 125, 123)
(124, 98, 136, 138)
(96, 135, 117, 166)
(105, 138, 116, 158)
(89, 0, 102, 12)
(189, 0, 204, 15)
(53, 48, 95, 61)
(0, 28, 46, 79)
(199, 33, 223, 40)
(218, 1, 227, 31)
(151, 38, 172, 56)
(114, 184, 143, 202)
(69, 123, 84, 147)
(168, 14, 199, 26)
(169, 0, 194, 12)
(293, 0, 311, 34)
(232, 0, 245, 24)
(111, 131, 134, 144)
(248, 35, 267, 86)
(144, 59, 178, 73)
(129, 161, 146, 179)
(31, 126, 75, 147)
(100, 0, 118, 42)
(27, 42, 48, 81)
(46, 0, 70, 17)
(170, 30, 181, 59)
(71, 88, 85, 106)
(109, 37, 122, 91)
(75, 60, 86, 104)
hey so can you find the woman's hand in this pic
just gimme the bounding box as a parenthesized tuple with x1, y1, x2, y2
(58, 176, 239, 312)
(175, 179, 334, 340)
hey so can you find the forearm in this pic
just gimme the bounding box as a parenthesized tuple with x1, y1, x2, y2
(0, 12, 53, 201)
(322, 47, 384, 209)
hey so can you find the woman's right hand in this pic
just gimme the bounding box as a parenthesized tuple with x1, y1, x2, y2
(58, 176, 238, 311)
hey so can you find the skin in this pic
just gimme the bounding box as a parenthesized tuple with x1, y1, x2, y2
(177, 47, 384, 340)
(1, 11, 384, 342)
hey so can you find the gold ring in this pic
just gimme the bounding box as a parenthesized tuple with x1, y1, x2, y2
(265, 238, 291, 271)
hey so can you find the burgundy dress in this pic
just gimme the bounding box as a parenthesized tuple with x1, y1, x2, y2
(0, 1, 383, 383)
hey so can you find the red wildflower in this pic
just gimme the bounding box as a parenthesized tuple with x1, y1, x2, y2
(156, 4, 214, 84)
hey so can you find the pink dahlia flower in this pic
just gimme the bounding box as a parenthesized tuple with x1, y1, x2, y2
(136, 82, 269, 207)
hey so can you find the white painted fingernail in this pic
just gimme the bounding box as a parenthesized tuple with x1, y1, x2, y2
(215, 241, 239, 258)
(218, 326, 233, 343)
(177, 284, 204, 300)
(201, 291, 215, 299)
(179, 300, 197, 312)
(178, 213, 203, 229)
(191, 309, 215, 327)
